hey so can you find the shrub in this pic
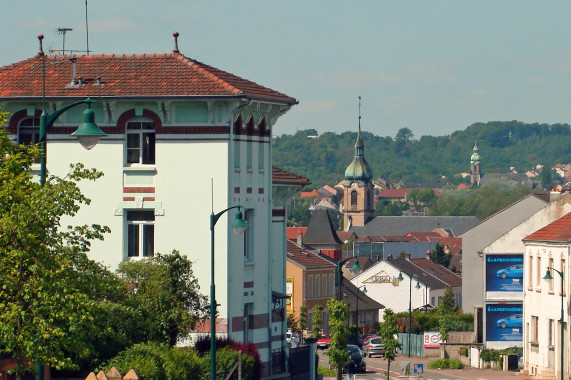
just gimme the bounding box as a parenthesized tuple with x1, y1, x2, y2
(427, 358, 463, 369)
(317, 366, 336, 376)
(448, 359, 463, 369)
(459, 347, 469, 357)
(480, 349, 501, 362)
(200, 346, 255, 380)
(193, 336, 261, 379)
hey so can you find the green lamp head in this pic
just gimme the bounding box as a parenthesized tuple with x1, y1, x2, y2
(415, 282, 421, 289)
(397, 272, 404, 282)
(71, 98, 106, 150)
(350, 259, 362, 272)
(544, 269, 554, 280)
(230, 210, 248, 235)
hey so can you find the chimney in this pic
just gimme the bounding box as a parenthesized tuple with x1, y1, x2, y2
(297, 232, 303, 247)
(425, 249, 431, 260)
(96, 76, 102, 86)
(405, 254, 411, 260)
(78, 76, 84, 86)
(173, 31, 180, 53)
(70, 57, 77, 85)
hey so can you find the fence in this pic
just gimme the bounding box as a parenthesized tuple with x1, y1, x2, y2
(288, 345, 311, 380)
(398, 333, 424, 357)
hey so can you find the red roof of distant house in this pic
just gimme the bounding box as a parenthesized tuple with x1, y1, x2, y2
(411, 258, 462, 287)
(300, 190, 320, 198)
(286, 240, 336, 269)
(272, 167, 310, 186)
(378, 189, 409, 199)
(287, 227, 308, 240)
(0, 52, 296, 103)
(524, 213, 571, 242)
(336, 231, 356, 243)
(457, 183, 470, 189)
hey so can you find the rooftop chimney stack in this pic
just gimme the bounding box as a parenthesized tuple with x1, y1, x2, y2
(173, 31, 179, 53)
(70, 57, 77, 85)
(37, 34, 44, 55)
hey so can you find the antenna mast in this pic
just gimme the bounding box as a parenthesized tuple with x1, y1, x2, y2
(85, 0, 90, 54)
(49, 27, 73, 55)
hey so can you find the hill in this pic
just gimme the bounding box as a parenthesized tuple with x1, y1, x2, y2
(272, 121, 571, 188)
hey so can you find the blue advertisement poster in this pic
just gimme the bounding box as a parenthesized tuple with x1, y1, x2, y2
(486, 304, 523, 342)
(485, 254, 523, 295)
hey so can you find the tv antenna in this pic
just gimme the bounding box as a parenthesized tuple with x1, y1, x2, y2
(49, 27, 73, 55)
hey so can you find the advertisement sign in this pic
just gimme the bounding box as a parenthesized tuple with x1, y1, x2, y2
(423, 331, 443, 348)
(485, 304, 523, 343)
(485, 254, 523, 300)
(286, 277, 293, 314)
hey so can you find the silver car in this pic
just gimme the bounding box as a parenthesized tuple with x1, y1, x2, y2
(362, 337, 384, 358)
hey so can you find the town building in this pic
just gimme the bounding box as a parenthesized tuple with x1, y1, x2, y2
(0, 33, 301, 377)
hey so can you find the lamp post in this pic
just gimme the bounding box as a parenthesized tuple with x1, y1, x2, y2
(35, 34, 106, 380)
(423, 282, 428, 312)
(355, 285, 367, 329)
(337, 257, 363, 301)
(210, 206, 247, 380)
(397, 272, 416, 357)
(544, 267, 564, 380)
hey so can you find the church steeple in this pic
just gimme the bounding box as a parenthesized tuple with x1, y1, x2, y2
(343, 97, 374, 230)
(470, 141, 481, 186)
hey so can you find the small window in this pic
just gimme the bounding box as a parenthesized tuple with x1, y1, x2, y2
(243, 209, 254, 261)
(315, 275, 321, 298)
(307, 275, 313, 299)
(244, 303, 253, 342)
(18, 117, 40, 145)
(126, 120, 155, 165)
(322, 276, 328, 299)
(351, 190, 358, 206)
(127, 210, 155, 258)
(329, 274, 335, 297)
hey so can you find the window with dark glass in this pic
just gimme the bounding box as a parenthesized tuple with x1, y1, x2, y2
(351, 190, 358, 206)
(18, 117, 40, 145)
(127, 210, 155, 257)
(126, 120, 155, 164)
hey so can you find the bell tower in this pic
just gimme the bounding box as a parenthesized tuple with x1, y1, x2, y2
(470, 141, 481, 186)
(343, 97, 374, 230)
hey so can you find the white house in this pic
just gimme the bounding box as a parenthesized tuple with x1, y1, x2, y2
(0, 33, 299, 378)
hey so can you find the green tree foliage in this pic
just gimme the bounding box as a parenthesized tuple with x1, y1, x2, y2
(288, 196, 314, 226)
(273, 121, 571, 189)
(298, 305, 308, 342)
(117, 250, 209, 346)
(379, 309, 400, 380)
(394, 310, 473, 334)
(287, 313, 299, 333)
(0, 118, 110, 378)
(325, 299, 349, 380)
(374, 200, 405, 216)
(430, 243, 452, 268)
(429, 178, 531, 220)
(310, 305, 324, 339)
(439, 286, 456, 314)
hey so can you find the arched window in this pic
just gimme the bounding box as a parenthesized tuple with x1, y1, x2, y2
(126, 118, 155, 165)
(351, 190, 358, 206)
(18, 117, 40, 145)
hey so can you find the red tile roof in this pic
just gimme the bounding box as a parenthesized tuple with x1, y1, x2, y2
(286, 240, 336, 269)
(524, 212, 571, 242)
(378, 189, 409, 198)
(287, 227, 308, 240)
(0, 53, 296, 103)
(272, 167, 310, 186)
(410, 258, 462, 287)
(300, 190, 321, 198)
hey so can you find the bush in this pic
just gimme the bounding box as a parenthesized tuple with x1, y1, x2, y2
(480, 349, 501, 363)
(200, 347, 255, 380)
(459, 347, 469, 357)
(193, 336, 261, 379)
(427, 358, 463, 369)
(317, 366, 336, 376)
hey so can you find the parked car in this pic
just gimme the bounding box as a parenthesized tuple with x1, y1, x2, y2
(496, 314, 523, 329)
(358, 334, 377, 348)
(316, 335, 331, 349)
(362, 337, 384, 358)
(286, 332, 299, 347)
(330, 344, 366, 373)
(497, 264, 523, 279)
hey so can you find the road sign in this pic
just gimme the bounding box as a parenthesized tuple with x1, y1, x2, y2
(414, 363, 423, 374)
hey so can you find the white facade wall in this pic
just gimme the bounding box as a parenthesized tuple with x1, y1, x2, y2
(523, 242, 570, 379)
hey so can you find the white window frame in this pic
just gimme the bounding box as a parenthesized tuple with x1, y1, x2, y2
(126, 210, 155, 258)
(17, 117, 40, 146)
(126, 118, 155, 165)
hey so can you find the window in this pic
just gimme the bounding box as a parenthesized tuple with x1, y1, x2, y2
(315, 275, 320, 298)
(244, 303, 253, 342)
(351, 190, 357, 206)
(329, 274, 335, 297)
(527, 254, 533, 288)
(127, 210, 155, 257)
(126, 119, 155, 164)
(18, 117, 40, 145)
(562, 258, 566, 295)
(322, 276, 328, 299)
(549, 319, 555, 346)
(531, 316, 538, 344)
(548, 258, 554, 292)
(535, 255, 541, 287)
(246, 140, 252, 171)
(243, 209, 254, 261)
(258, 143, 264, 170)
(234, 140, 241, 169)
(307, 275, 313, 299)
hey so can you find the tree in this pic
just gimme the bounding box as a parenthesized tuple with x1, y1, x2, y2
(430, 243, 451, 268)
(287, 313, 299, 333)
(117, 250, 208, 346)
(539, 165, 554, 190)
(0, 118, 110, 379)
(298, 305, 308, 343)
(326, 299, 349, 380)
(379, 309, 400, 380)
(310, 305, 324, 339)
(439, 286, 456, 314)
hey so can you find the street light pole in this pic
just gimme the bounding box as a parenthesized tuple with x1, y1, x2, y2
(544, 267, 565, 380)
(210, 206, 247, 380)
(397, 272, 415, 357)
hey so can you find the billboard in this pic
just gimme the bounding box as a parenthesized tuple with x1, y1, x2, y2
(423, 331, 444, 348)
(485, 304, 523, 343)
(485, 254, 523, 300)
(286, 277, 293, 314)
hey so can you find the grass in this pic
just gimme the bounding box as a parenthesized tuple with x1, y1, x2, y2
(317, 365, 336, 376)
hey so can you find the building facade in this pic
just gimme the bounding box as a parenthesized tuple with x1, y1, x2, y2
(0, 37, 297, 376)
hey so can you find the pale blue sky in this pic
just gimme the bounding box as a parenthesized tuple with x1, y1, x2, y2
(3, 1, 571, 138)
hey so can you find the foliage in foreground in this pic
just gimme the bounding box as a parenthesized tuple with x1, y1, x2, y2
(326, 299, 350, 380)
(427, 358, 464, 369)
(394, 309, 473, 334)
(379, 309, 400, 380)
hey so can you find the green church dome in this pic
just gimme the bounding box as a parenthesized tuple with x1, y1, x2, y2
(470, 142, 480, 163)
(344, 126, 373, 181)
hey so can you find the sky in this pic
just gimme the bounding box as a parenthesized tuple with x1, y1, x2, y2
(3, 1, 571, 138)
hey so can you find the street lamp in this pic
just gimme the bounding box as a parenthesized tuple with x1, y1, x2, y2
(337, 257, 362, 301)
(422, 282, 428, 312)
(544, 267, 564, 380)
(397, 271, 416, 357)
(210, 206, 247, 380)
(355, 285, 367, 330)
(37, 34, 106, 186)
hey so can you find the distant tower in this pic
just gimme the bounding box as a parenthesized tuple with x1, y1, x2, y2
(343, 97, 374, 230)
(470, 142, 481, 186)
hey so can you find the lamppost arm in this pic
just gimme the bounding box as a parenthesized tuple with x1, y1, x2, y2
(42, 98, 95, 134)
(210, 205, 242, 230)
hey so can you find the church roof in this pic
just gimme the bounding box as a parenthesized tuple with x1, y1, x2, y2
(470, 142, 480, 163)
(344, 126, 373, 182)
(0, 52, 296, 103)
(303, 209, 343, 246)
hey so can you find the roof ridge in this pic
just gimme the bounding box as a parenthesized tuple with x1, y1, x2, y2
(176, 53, 243, 95)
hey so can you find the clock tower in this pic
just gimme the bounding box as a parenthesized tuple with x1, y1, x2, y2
(343, 100, 374, 230)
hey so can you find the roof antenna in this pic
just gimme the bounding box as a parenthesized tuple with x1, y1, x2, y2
(358, 96, 362, 131)
(173, 31, 180, 53)
(49, 27, 73, 55)
(85, 0, 90, 54)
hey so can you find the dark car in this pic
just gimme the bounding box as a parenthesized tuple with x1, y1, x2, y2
(329, 345, 366, 374)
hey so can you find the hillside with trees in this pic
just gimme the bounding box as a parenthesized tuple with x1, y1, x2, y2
(273, 121, 571, 188)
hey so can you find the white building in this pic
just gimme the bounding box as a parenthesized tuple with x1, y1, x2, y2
(522, 213, 571, 380)
(0, 34, 299, 377)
